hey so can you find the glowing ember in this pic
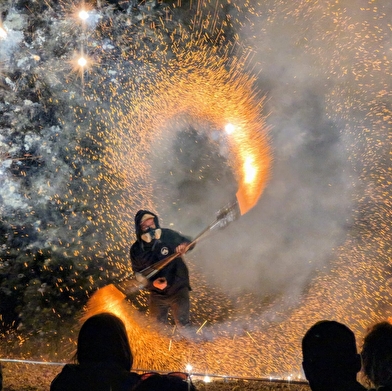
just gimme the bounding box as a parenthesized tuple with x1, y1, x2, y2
(234, 126, 271, 215)
(72, 0, 389, 377)
(225, 123, 235, 134)
(78, 10, 89, 20)
(77, 56, 87, 67)
(83, 288, 187, 370)
(185, 364, 193, 372)
(0, 26, 7, 40)
(0, 0, 389, 381)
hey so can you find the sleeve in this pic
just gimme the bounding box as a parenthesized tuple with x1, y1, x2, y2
(155, 230, 192, 290)
(130, 242, 154, 273)
(175, 231, 195, 252)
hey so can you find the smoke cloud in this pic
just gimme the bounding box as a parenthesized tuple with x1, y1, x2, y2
(0, 0, 390, 348)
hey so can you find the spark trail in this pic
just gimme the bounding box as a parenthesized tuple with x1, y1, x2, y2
(0, 0, 390, 380)
(76, 0, 390, 378)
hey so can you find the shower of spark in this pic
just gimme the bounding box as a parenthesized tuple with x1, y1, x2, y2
(82, 287, 188, 370)
(71, 3, 272, 272)
(70, 0, 273, 373)
(0, 0, 390, 380)
(77, 0, 389, 377)
(80, 0, 272, 365)
(59, 0, 389, 377)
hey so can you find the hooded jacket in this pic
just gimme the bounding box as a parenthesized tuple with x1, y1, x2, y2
(130, 210, 192, 295)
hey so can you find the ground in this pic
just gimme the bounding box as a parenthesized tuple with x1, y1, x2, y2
(1, 361, 310, 391)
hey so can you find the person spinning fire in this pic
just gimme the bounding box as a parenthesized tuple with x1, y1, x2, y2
(130, 210, 194, 327)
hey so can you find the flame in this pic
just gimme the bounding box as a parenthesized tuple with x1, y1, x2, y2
(0, 26, 7, 40)
(243, 155, 257, 184)
(230, 124, 271, 216)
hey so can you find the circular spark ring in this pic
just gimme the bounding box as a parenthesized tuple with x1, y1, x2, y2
(105, 42, 272, 216)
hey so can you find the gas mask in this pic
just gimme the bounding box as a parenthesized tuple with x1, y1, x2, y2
(141, 227, 162, 243)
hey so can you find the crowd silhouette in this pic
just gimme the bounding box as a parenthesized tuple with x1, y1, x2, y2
(45, 313, 392, 391)
(361, 321, 392, 391)
(301, 320, 366, 391)
(50, 313, 140, 391)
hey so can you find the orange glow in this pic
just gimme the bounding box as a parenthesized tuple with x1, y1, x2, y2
(0, 26, 7, 40)
(243, 155, 257, 184)
(229, 123, 271, 215)
(85, 284, 126, 314)
(78, 10, 89, 21)
(83, 285, 187, 370)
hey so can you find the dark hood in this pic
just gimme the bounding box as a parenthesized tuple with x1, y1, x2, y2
(134, 210, 160, 240)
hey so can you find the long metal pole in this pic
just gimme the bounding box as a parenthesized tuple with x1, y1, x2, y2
(119, 200, 240, 290)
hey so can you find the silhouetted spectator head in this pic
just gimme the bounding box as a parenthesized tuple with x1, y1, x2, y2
(133, 372, 197, 391)
(361, 321, 392, 389)
(76, 312, 133, 371)
(302, 320, 363, 391)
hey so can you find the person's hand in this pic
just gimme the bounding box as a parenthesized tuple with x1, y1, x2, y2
(153, 277, 167, 290)
(175, 243, 188, 255)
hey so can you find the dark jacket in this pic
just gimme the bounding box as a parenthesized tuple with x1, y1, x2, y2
(130, 210, 192, 296)
(50, 362, 140, 391)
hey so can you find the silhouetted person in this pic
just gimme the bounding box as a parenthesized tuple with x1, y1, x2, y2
(361, 321, 392, 390)
(0, 362, 2, 391)
(302, 320, 366, 391)
(51, 312, 140, 391)
(133, 372, 197, 391)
